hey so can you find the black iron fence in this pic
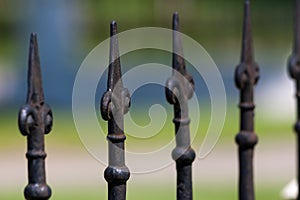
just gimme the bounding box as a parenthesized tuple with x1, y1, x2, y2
(14, 0, 300, 199)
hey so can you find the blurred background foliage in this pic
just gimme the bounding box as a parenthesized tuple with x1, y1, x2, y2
(0, 0, 295, 107)
(0, 0, 294, 69)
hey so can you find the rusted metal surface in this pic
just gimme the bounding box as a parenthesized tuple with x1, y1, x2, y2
(18, 33, 52, 200)
(288, 1, 300, 199)
(101, 21, 131, 200)
(165, 12, 196, 200)
(234, 0, 259, 199)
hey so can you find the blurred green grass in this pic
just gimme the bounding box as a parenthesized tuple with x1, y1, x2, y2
(0, 102, 294, 149)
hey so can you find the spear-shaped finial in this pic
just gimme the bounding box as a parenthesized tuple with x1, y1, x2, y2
(289, 0, 300, 80)
(166, 12, 194, 105)
(165, 12, 195, 200)
(234, 0, 259, 200)
(235, 0, 259, 89)
(294, 0, 300, 56)
(27, 32, 44, 105)
(240, 0, 253, 64)
(18, 32, 53, 200)
(107, 21, 123, 91)
(101, 21, 130, 200)
(172, 12, 186, 74)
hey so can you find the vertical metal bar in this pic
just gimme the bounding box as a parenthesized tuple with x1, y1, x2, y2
(165, 12, 196, 200)
(101, 21, 131, 200)
(288, 1, 300, 199)
(18, 33, 53, 200)
(234, 0, 259, 200)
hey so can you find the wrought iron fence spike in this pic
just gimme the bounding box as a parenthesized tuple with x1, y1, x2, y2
(18, 33, 52, 200)
(101, 21, 130, 200)
(288, 1, 300, 199)
(234, 0, 259, 199)
(165, 12, 195, 200)
(295, 0, 300, 55)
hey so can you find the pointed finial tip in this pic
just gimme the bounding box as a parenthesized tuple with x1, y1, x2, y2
(30, 32, 38, 43)
(111, 20, 117, 26)
(173, 12, 179, 21)
(244, 0, 250, 7)
(173, 12, 179, 31)
(110, 21, 117, 36)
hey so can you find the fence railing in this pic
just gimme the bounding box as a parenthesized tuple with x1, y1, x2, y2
(16, 0, 299, 199)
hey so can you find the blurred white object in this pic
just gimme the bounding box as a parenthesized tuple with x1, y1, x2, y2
(281, 179, 298, 200)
